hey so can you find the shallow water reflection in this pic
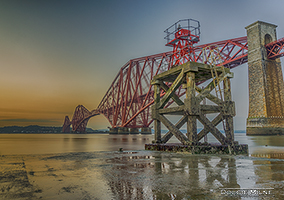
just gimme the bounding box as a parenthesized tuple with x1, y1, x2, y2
(102, 152, 282, 199)
(0, 133, 284, 199)
(1, 133, 284, 156)
(0, 151, 283, 199)
(253, 159, 284, 190)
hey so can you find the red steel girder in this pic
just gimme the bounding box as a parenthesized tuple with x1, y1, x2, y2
(71, 105, 91, 133)
(62, 116, 71, 133)
(266, 37, 284, 59)
(97, 36, 248, 128)
(97, 52, 173, 128)
(64, 35, 284, 132)
(64, 36, 250, 132)
(62, 105, 99, 133)
(193, 36, 248, 68)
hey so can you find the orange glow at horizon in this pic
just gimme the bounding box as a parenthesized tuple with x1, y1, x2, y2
(1, 1, 283, 131)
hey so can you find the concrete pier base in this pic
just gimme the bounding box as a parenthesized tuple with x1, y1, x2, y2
(145, 143, 248, 155)
(252, 152, 284, 159)
(247, 127, 284, 135)
(140, 127, 152, 134)
(246, 117, 284, 135)
(109, 128, 118, 134)
(117, 127, 129, 134)
(129, 128, 139, 134)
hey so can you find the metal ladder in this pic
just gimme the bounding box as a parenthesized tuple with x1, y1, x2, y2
(202, 45, 227, 132)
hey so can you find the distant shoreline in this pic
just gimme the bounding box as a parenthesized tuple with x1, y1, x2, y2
(0, 132, 109, 134)
(0, 125, 108, 134)
(0, 125, 246, 134)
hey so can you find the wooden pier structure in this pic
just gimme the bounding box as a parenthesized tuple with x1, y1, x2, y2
(145, 61, 248, 154)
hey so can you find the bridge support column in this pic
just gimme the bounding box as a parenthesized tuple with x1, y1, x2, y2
(140, 127, 152, 134)
(109, 127, 118, 134)
(129, 128, 139, 134)
(246, 21, 284, 135)
(117, 127, 129, 134)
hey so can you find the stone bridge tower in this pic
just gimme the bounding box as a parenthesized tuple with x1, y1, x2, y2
(246, 21, 284, 135)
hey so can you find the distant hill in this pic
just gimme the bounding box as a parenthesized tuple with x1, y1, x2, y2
(0, 125, 107, 134)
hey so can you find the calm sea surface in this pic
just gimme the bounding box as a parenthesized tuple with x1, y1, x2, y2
(0, 132, 284, 155)
(1, 133, 284, 199)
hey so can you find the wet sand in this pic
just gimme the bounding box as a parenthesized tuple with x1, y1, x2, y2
(1, 150, 284, 199)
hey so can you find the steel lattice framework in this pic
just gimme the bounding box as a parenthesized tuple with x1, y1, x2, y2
(62, 105, 99, 133)
(266, 37, 284, 59)
(62, 27, 284, 133)
(63, 36, 250, 132)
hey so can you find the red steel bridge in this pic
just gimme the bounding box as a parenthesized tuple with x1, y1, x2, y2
(62, 19, 284, 133)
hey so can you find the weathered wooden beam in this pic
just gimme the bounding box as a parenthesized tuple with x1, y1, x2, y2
(161, 115, 188, 143)
(200, 105, 222, 114)
(187, 115, 197, 142)
(221, 101, 236, 116)
(197, 114, 223, 141)
(186, 72, 195, 99)
(225, 116, 234, 142)
(197, 114, 227, 145)
(153, 83, 161, 143)
(152, 62, 232, 83)
(195, 73, 228, 105)
(186, 71, 197, 142)
(195, 85, 222, 105)
(160, 82, 184, 106)
(151, 61, 228, 83)
(151, 61, 198, 82)
(223, 78, 234, 142)
(158, 69, 185, 109)
(158, 114, 189, 144)
(199, 93, 222, 106)
(158, 105, 184, 115)
(223, 77, 231, 101)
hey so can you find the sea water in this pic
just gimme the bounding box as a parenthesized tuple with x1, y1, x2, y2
(0, 133, 284, 199)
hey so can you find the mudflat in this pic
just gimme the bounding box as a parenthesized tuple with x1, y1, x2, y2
(0, 151, 284, 199)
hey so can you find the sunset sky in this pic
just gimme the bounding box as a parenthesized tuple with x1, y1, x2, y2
(1, 0, 284, 130)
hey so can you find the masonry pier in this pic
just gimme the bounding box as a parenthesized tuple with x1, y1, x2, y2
(129, 128, 139, 134)
(116, 127, 129, 134)
(140, 127, 152, 134)
(246, 21, 284, 135)
(109, 127, 152, 134)
(109, 127, 118, 134)
(145, 61, 248, 154)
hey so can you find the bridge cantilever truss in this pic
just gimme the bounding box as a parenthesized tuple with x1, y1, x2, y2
(62, 35, 284, 133)
(62, 105, 99, 133)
